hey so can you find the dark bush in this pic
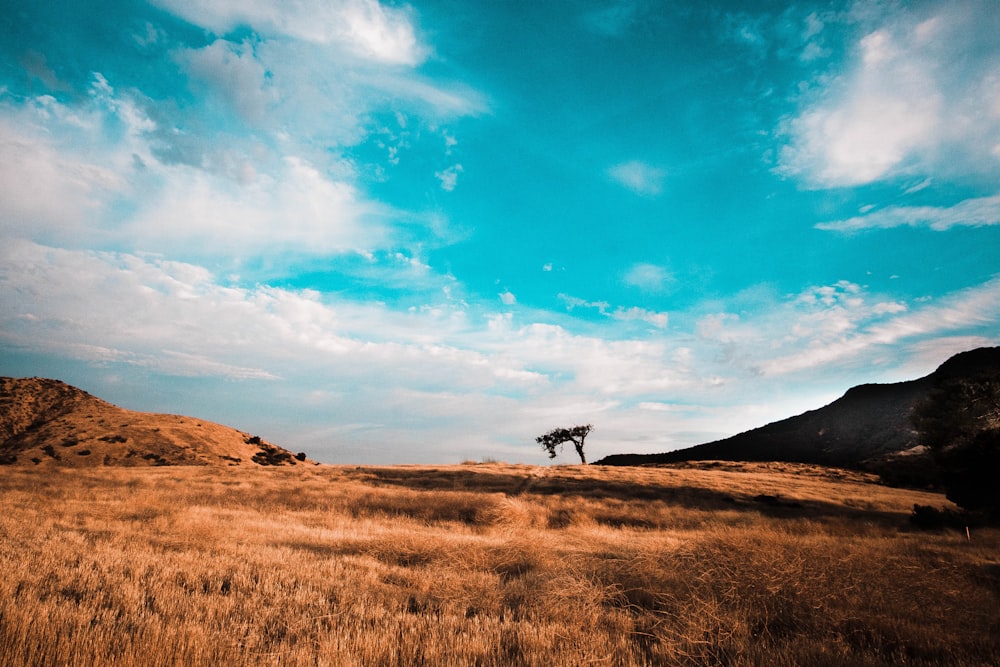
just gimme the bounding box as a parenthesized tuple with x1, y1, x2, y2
(252, 444, 294, 466)
(909, 504, 968, 530)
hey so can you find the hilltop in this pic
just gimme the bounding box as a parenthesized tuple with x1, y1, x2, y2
(0, 377, 307, 467)
(596, 346, 1000, 481)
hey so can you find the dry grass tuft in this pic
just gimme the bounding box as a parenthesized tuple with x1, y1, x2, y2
(0, 461, 997, 666)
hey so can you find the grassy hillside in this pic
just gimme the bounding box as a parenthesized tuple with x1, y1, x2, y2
(1, 462, 997, 666)
(0, 377, 305, 467)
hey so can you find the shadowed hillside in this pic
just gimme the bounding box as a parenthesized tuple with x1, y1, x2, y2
(596, 347, 1000, 479)
(0, 377, 307, 467)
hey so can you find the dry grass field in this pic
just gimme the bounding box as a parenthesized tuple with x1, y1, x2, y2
(1, 461, 998, 666)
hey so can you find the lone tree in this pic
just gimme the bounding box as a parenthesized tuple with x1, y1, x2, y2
(537, 424, 593, 464)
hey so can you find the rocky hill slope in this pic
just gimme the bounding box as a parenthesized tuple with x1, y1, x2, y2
(596, 347, 1000, 478)
(0, 377, 308, 467)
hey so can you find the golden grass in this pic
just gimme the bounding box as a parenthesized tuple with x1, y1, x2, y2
(1, 461, 998, 666)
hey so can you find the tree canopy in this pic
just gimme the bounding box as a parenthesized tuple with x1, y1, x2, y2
(912, 373, 1000, 520)
(536, 424, 593, 464)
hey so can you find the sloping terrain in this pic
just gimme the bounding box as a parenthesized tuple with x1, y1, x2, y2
(0, 377, 307, 467)
(596, 346, 1000, 475)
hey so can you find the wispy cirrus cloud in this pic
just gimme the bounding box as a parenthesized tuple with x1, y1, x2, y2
(150, 0, 426, 65)
(696, 278, 1000, 378)
(559, 294, 668, 329)
(816, 194, 1000, 232)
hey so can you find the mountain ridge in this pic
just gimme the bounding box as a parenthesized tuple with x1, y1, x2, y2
(595, 346, 1000, 475)
(0, 376, 308, 467)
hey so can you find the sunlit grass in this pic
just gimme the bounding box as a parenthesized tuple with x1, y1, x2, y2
(0, 462, 997, 666)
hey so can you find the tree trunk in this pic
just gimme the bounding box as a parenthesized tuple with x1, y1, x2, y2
(574, 441, 587, 464)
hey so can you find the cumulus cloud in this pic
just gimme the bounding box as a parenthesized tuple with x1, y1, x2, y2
(0, 94, 396, 259)
(0, 116, 125, 238)
(816, 193, 1000, 232)
(126, 156, 391, 257)
(778, 3, 1000, 187)
(179, 39, 277, 123)
(607, 160, 665, 196)
(0, 53, 473, 267)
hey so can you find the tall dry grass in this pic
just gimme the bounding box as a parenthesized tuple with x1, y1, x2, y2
(0, 462, 997, 666)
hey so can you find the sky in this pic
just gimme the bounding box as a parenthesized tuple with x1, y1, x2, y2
(1, 0, 999, 465)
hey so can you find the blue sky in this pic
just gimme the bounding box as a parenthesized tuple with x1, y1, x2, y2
(1, 0, 999, 464)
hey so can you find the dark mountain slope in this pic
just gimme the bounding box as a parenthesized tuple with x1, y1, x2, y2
(596, 347, 1000, 473)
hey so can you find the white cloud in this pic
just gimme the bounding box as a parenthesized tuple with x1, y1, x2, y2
(0, 69, 465, 264)
(0, 116, 125, 237)
(169, 37, 484, 162)
(607, 160, 665, 196)
(612, 306, 668, 329)
(816, 193, 1000, 232)
(364, 72, 488, 117)
(778, 3, 1000, 187)
(0, 240, 704, 459)
(179, 39, 277, 123)
(0, 83, 155, 243)
(559, 294, 609, 314)
(738, 279, 1000, 377)
(150, 0, 425, 65)
(559, 294, 668, 329)
(435, 164, 463, 191)
(623, 262, 672, 292)
(3, 240, 999, 462)
(499, 291, 516, 305)
(0, 241, 536, 389)
(126, 156, 390, 257)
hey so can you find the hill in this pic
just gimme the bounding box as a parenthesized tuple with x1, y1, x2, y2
(596, 346, 1000, 478)
(0, 377, 307, 467)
